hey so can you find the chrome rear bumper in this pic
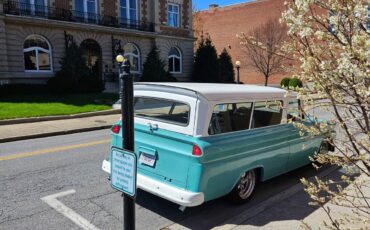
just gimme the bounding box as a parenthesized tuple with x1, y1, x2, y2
(102, 160, 204, 207)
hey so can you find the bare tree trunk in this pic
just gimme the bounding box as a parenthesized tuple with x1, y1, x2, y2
(238, 19, 287, 86)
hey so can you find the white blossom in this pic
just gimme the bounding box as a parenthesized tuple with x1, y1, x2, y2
(281, 0, 370, 228)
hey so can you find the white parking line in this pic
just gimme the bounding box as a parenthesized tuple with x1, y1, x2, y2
(41, 189, 100, 230)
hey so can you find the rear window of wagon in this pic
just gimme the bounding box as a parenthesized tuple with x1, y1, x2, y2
(134, 97, 190, 126)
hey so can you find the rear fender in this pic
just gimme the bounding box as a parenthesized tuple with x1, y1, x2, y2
(229, 166, 264, 194)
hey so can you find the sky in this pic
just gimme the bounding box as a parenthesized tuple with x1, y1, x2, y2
(193, 0, 254, 10)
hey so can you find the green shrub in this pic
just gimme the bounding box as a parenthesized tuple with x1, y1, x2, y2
(192, 34, 220, 82)
(78, 74, 105, 93)
(47, 42, 104, 93)
(0, 84, 49, 96)
(280, 77, 291, 87)
(141, 46, 177, 82)
(289, 78, 303, 88)
(218, 48, 235, 83)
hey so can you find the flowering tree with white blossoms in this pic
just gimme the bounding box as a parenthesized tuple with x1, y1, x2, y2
(280, 0, 369, 229)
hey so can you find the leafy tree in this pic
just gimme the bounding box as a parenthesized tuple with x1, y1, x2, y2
(140, 46, 177, 82)
(47, 42, 104, 93)
(218, 48, 235, 83)
(282, 0, 369, 228)
(192, 34, 220, 82)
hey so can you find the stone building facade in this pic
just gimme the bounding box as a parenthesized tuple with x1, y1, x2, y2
(0, 0, 194, 84)
(194, 0, 287, 85)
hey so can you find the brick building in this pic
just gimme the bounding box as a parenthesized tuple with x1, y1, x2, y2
(195, 0, 287, 85)
(0, 0, 194, 84)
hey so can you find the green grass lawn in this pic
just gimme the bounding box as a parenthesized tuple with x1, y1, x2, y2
(0, 93, 118, 120)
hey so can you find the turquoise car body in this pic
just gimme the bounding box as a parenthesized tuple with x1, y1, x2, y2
(102, 83, 330, 206)
(107, 121, 322, 202)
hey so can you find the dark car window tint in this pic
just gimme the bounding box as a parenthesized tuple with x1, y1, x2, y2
(134, 97, 190, 125)
(251, 101, 283, 129)
(208, 102, 253, 135)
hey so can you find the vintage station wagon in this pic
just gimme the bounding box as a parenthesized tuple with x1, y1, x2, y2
(102, 83, 333, 207)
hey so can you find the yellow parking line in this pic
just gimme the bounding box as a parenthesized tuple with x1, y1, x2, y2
(0, 139, 111, 161)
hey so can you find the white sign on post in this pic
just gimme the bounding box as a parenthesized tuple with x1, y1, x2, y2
(110, 147, 137, 197)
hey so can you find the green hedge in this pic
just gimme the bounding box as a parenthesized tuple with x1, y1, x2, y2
(289, 78, 303, 88)
(0, 82, 105, 96)
(280, 77, 291, 87)
(0, 84, 49, 96)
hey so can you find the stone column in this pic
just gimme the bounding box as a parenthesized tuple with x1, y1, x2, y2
(0, 0, 9, 75)
(0, 0, 3, 14)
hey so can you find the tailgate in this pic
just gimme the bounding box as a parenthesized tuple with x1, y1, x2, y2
(112, 123, 199, 189)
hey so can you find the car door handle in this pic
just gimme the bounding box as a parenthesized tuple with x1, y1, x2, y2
(148, 123, 158, 132)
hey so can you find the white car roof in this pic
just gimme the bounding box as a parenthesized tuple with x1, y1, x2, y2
(136, 83, 286, 101)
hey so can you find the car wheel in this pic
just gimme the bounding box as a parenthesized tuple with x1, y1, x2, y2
(229, 170, 256, 204)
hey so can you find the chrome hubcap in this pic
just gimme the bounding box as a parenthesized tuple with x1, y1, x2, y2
(237, 170, 256, 199)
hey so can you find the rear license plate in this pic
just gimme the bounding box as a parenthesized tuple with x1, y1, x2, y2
(139, 152, 156, 167)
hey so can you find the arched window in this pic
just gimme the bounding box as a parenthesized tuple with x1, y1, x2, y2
(168, 47, 182, 73)
(23, 35, 52, 72)
(123, 43, 140, 73)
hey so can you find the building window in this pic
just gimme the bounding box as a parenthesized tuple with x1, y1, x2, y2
(168, 47, 182, 73)
(124, 43, 140, 73)
(19, 0, 48, 15)
(23, 35, 52, 72)
(75, 0, 98, 21)
(120, 0, 138, 21)
(167, 4, 179, 27)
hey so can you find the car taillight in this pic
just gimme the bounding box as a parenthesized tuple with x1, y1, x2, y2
(111, 125, 120, 134)
(192, 145, 202, 156)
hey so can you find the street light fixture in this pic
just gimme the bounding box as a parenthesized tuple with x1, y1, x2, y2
(116, 54, 124, 63)
(113, 55, 125, 109)
(235, 60, 241, 84)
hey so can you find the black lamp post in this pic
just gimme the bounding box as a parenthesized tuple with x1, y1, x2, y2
(116, 54, 136, 230)
(235, 60, 241, 84)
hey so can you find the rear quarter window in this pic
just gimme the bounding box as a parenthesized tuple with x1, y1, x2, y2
(251, 101, 283, 128)
(134, 97, 190, 126)
(208, 102, 253, 135)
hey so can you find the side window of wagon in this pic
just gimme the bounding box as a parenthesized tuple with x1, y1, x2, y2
(287, 99, 304, 121)
(250, 101, 283, 129)
(134, 97, 190, 125)
(208, 102, 253, 135)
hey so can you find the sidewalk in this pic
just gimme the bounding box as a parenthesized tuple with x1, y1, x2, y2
(0, 114, 120, 143)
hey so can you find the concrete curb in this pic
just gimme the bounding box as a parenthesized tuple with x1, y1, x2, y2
(0, 125, 112, 143)
(0, 109, 120, 125)
(212, 165, 339, 230)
